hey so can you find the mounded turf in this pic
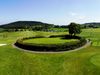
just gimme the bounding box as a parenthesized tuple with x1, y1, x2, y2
(0, 29, 100, 75)
(23, 38, 79, 45)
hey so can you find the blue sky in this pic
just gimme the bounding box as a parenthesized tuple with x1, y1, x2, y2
(0, 0, 100, 25)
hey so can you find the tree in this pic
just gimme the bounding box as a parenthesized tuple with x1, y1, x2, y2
(68, 22, 81, 36)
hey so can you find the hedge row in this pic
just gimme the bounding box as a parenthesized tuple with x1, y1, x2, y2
(14, 35, 87, 52)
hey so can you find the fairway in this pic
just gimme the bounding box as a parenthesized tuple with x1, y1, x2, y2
(23, 38, 79, 45)
(0, 29, 100, 75)
(80, 28, 100, 46)
(90, 54, 100, 66)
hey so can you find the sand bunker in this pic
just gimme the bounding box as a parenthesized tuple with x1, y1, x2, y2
(0, 44, 7, 46)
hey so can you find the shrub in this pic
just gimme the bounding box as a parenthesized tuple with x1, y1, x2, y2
(14, 35, 87, 52)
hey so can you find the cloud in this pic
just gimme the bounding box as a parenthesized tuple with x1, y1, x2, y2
(70, 12, 77, 16)
(67, 12, 90, 24)
(78, 15, 86, 19)
(69, 12, 86, 20)
(68, 12, 100, 24)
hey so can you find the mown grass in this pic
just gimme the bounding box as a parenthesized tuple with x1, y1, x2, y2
(0, 28, 100, 75)
(79, 28, 100, 46)
(49, 28, 68, 32)
(23, 38, 79, 45)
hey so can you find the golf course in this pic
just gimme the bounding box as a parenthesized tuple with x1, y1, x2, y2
(0, 28, 100, 75)
(1, 0, 100, 75)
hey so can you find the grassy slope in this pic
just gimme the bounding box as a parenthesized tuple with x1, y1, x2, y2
(0, 29, 100, 75)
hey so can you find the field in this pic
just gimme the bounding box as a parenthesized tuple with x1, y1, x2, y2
(0, 28, 100, 75)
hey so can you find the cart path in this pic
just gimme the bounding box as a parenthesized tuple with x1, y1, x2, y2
(0, 44, 7, 46)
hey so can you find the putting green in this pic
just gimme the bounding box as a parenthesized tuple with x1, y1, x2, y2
(90, 54, 100, 66)
(23, 38, 79, 45)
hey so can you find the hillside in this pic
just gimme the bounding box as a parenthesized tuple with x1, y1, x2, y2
(0, 21, 54, 29)
(82, 22, 100, 28)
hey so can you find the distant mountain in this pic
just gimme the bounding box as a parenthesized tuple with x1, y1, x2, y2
(82, 22, 100, 28)
(0, 21, 54, 29)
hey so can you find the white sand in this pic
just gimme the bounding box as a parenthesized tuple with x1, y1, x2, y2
(0, 44, 7, 46)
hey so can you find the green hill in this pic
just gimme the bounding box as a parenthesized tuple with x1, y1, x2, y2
(0, 21, 54, 31)
(82, 22, 100, 28)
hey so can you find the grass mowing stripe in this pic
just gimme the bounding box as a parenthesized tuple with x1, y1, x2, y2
(0, 29, 100, 75)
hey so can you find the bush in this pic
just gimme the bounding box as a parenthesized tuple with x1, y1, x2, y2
(14, 35, 87, 52)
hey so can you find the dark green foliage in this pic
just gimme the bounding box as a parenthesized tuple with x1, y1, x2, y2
(82, 22, 100, 28)
(0, 28, 5, 32)
(54, 25, 68, 28)
(0, 21, 54, 31)
(0, 21, 69, 32)
(68, 22, 81, 36)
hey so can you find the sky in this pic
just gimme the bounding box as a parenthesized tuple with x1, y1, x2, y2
(0, 0, 100, 25)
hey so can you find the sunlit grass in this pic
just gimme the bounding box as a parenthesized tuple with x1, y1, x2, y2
(0, 29, 100, 75)
(23, 38, 79, 45)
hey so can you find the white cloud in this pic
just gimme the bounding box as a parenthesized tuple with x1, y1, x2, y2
(78, 15, 86, 19)
(69, 12, 87, 20)
(67, 12, 100, 24)
(70, 12, 77, 16)
(67, 12, 91, 24)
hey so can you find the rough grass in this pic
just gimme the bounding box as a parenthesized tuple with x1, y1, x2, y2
(0, 28, 100, 75)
